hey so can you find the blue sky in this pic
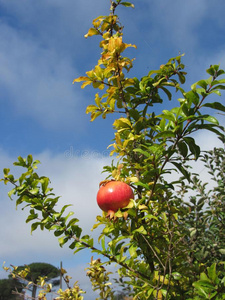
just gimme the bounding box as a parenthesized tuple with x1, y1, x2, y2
(0, 0, 225, 298)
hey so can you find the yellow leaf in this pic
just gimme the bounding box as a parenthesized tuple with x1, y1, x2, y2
(128, 176, 139, 183)
(86, 105, 97, 114)
(125, 200, 134, 209)
(123, 78, 135, 87)
(92, 16, 104, 28)
(113, 117, 132, 129)
(84, 28, 99, 38)
(115, 132, 122, 146)
(73, 76, 89, 84)
(138, 204, 148, 210)
(115, 210, 123, 218)
(81, 80, 92, 88)
(109, 98, 116, 110)
(94, 93, 101, 106)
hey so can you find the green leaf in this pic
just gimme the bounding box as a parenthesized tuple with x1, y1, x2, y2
(202, 115, 219, 125)
(101, 235, 106, 251)
(67, 218, 79, 228)
(200, 272, 211, 282)
(171, 161, 190, 181)
(54, 230, 64, 237)
(31, 222, 41, 233)
(133, 225, 147, 235)
(64, 211, 74, 222)
(207, 263, 217, 282)
(69, 241, 77, 250)
(219, 249, 225, 255)
(129, 244, 138, 258)
(184, 90, 200, 106)
(133, 148, 150, 158)
(206, 65, 221, 76)
(58, 236, 69, 247)
(178, 72, 186, 84)
(26, 213, 38, 223)
(191, 79, 209, 91)
(92, 81, 105, 90)
(160, 86, 172, 100)
(40, 177, 50, 194)
(193, 282, 208, 297)
(161, 110, 176, 122)
(27, 154, 33, 166)
(177, 141, 188, 158)
(14, 156, 26, 167)
(183, 137, 200, 159)
(172, 272, 182, 280)
(120, 2, 135, 8)
(129, 109, 140, 121)
(202, 102, 225, 113)
(187, 123, 224, 139)
(154, 130, 176, 139)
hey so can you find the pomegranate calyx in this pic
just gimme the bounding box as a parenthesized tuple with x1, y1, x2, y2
(99, 179, 115, 188)
(106, 210, 115, 219)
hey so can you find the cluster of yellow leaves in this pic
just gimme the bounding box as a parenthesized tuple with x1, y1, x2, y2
(86, 257, 114, 300)
(3, 263, 85, 300)
(73, 14, 136, 121)
(56, 282, 85, 300)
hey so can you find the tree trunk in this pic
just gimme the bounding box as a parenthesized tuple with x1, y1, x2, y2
(32, 285, 37, 299)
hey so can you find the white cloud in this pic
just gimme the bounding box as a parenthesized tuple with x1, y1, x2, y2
(0, 149, 117, 299)
(0, 1, 224, 298)
(0, 22, 85, 130)
(0, 121, 224, 296)
(0, 0, 110, 131)
(0, 149, 110, 273)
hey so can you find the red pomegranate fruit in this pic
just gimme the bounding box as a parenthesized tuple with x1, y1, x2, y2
(97, 180, 134, 214)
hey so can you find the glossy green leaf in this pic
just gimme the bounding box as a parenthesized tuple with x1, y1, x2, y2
(172, 272, 182, 280)
(161, 110, 176, 122)
(160, 86, 172, 100)
(154, 130, 176, 139)
(31, 222, 41, 233)
(183, 137, 200, 159)
(171, 161, 190, 181)
(203, 101, 225, 112)
(193, 282, 208, 297)
(133, 226, 147, 235)
(184, 90, 200, 106)
(177, 141, 188, 157)
(207, 263, 217, 282)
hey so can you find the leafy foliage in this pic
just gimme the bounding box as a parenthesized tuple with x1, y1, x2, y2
(0, 277, 24, 299)
(1, 0, 225, 299)
(15, 262, 60, 298)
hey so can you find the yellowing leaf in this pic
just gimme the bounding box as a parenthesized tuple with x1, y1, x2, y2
(73, 76, 89, 83)
(113, 117, 132, 129)
(86, 105, 97, 114)
(94, 93, 101, 107)
(125, 200, 134, 209)
(128, 176, 139, 183)
(81, 80, 92, 88)
(120, 2, 135, 8)
(92, 81, 105, 90)
(138, 204, 148, 210)
(84, 28, 99, 38)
